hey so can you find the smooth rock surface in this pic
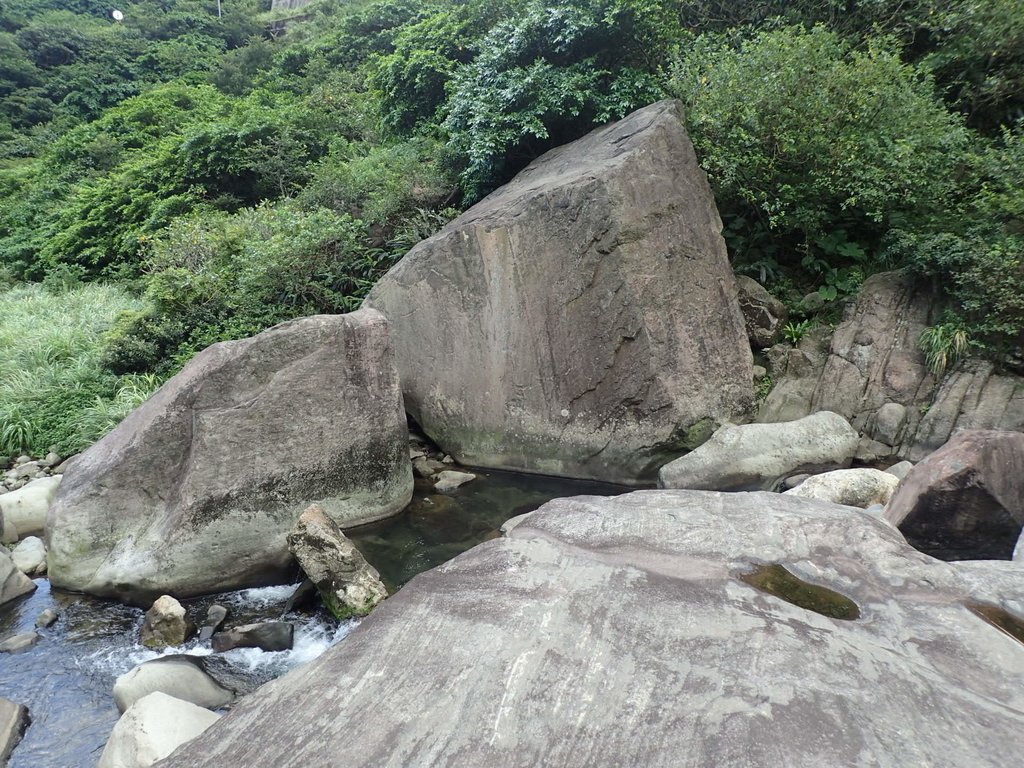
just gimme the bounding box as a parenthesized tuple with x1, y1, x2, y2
(98, 691, 219, 768)
(659, 411, 859, 490)
(0, 697, 29, 765)
(10, 536, 45, 576)
(161, 490, 1024, 768)
(0, 632, 39, 654)
(287, 505, 387, 619)
(885, 430, 1024, 560)
(0, 545, 35, 608)
(365, 100, 753, 484)
(784, 468, 900, 508)
(885, 460, 914, 480)
(433, 470, 476, 493)
(198, 605, 228, 643)
(0, 475, 61, 541)
(114, 656, 234, 714)
(47, 310, 413, 603)
(140, 596, 195, 650)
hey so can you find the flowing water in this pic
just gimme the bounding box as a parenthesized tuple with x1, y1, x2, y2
(0, 469, 626, 767)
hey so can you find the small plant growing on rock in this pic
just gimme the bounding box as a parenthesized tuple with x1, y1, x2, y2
(919, 320, 971, 377)
(783, 320, 813, 345)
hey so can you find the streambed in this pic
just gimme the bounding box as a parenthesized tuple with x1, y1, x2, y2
(0, 469, 625, 767)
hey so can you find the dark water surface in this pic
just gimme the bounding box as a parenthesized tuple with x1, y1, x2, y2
(0, 469, 626, 768)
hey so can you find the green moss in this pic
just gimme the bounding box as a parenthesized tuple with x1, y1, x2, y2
(740, 563, 861, 621)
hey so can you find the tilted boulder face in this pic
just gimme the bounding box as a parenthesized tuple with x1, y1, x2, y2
(114, 656, 235, 714)
(161, 490, 1024, 768)
(0, 475, 62, 542)
(140, 595, 195, 650)
(287, 504, 388, 619)
(885, 430, 1024, 560)
(658, 411, 859, 491)
(365, 99, 753, 484)
(735, 274, 787, 349)
(47, 310, 413, 604)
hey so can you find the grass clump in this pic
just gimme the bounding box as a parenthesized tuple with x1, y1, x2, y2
(0, 283, 157, 456)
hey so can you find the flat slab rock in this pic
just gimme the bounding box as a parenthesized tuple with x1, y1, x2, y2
(160, 490, 1024, 768)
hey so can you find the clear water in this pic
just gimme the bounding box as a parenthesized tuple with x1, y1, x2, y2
(0, 468, 626, 767)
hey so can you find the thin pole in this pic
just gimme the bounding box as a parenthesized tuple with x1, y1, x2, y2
(217, 0, 222, 17)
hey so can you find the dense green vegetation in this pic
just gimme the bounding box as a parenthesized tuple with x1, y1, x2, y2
(0, 0, 1022, 454)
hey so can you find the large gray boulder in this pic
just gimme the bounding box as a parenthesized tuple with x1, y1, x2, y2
(287, 504, 388, 619)
(160, 490, 1024, 768)
(0, 545, 35, 608)
(365, 100, 753, 484)
(886, 430, 1024, 560)
(99, 692, 219, 768)
(659, 411, 859, 490)
(46, 310, 413, 603)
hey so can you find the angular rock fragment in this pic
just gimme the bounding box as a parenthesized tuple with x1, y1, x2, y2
(287, 505, 387, 619)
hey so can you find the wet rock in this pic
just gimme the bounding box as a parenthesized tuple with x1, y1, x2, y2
(366, 100, 753, 484)
(784, 468, 901, 508)
(287, 505, 387, 619)
(212, 622, 293, 653)
(412, 457, 445, 478)
(98, 691, 219, 768)
(114, 656, 235, 714)
(0, 546, 35, 608)
(433, 471, 476, 493)
(47, 310, 413, 604)
(886, 430, 1024, 560)
(0, 475, 62, 541)
(782, 474, 809, 490)
(161, 490, 1024, 768)
(140, 596, 195, 649)
(11, 536, 46, 576)
(0, 697, 30, 765)
(281, 580, 319, 615)
(0, 632, 39, 654)
(659, 411, 859, 491)
(35, 609, 58, 628)
(198, 605, 228, 643)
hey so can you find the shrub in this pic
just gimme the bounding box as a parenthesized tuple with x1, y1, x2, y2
(670, 25, 969, 285)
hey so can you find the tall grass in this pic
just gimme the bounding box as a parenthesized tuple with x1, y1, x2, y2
(0, 284, 159, 456)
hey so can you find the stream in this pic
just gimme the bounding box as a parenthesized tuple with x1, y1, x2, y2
(0, 469, 626, 768)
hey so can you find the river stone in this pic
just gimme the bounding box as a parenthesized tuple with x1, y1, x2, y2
(0, 545, 35, 608)
(0, 475, 61, 541)
(433, 470, 476, 493)
(885, 460, 914, 480)
(198, 605, 229, 643)
(0, 697, 29, 765)
(140, 595, 195, 649)
(114, 656, 235, 714)
(160, 490, 1024, 768)
(287, 505, 387, 619)
(11, 536, 45, 576)
(211, 622, 294, 653)
(658, 411, 859, 491)
(0, 632, 39, 654)
(365, 99, 753, 484)
(98, 691, 220, 768)
(886, 430, 1024, 560)
(46, 310, 413, 604)
(784, 468, 901, 508)
(35, 609, 58, 628)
